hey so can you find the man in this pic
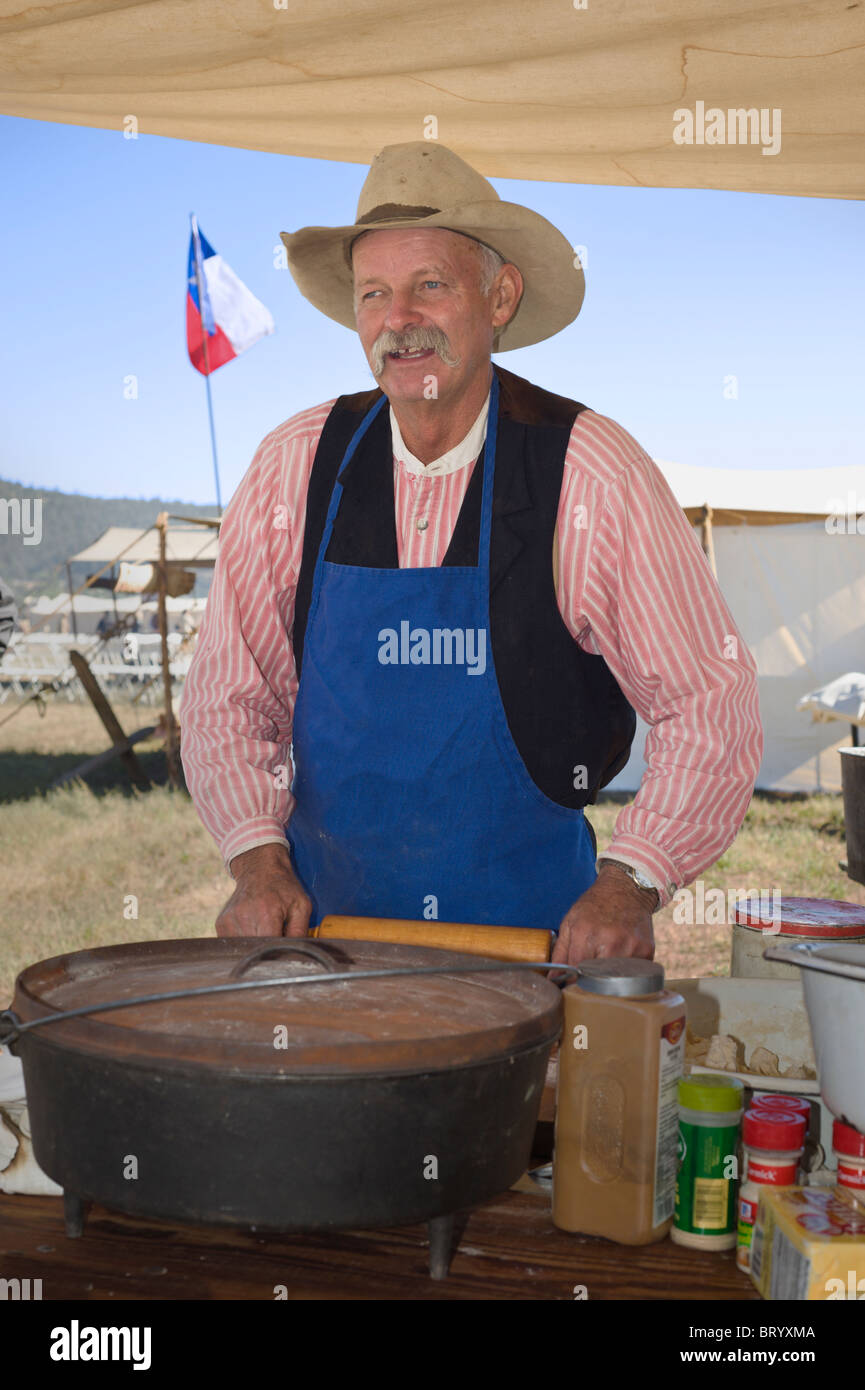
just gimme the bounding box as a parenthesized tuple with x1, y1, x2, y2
(181, 141, 762, 964)
(0, 574, 17, 661)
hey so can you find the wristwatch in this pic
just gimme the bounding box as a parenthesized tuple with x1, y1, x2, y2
(596, 857, 661, 910)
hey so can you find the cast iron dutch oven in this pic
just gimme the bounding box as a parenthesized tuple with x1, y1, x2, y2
(3, 937, 563, 1277)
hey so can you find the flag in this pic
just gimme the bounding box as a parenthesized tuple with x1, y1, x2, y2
(186, 217, 275, 375)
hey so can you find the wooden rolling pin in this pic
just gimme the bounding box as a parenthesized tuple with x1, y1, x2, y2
(313, 915, 552, 964)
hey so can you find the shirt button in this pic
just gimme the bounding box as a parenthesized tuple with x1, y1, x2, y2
(416, 518, 429, 532)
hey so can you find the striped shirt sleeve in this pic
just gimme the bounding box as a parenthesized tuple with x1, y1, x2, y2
(179, 401, 333, 867)
(556, 410, 763, 906)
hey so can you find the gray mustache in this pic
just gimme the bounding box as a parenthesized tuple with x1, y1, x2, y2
(371, 326, 461, 376)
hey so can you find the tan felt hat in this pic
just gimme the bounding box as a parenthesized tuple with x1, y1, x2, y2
(280, 141, 584, 350)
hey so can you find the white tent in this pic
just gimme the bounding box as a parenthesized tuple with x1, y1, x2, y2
(606, 461, 865, 794)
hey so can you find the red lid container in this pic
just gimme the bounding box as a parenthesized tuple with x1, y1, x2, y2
(734, 896, 865, 938)
(749, 1095, 812, 1119)
(833, 1119, 865, 1158)
(743, 1110, 807, 1151)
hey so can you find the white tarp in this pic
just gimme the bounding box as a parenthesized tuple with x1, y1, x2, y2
(798, 672, 865, 728)
(608, 517, 865, 793)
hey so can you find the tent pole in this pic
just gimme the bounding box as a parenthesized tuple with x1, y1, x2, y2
(157, 511, 181, 790)
(66, 562, 78, 638)
(700, 503, 717, 577)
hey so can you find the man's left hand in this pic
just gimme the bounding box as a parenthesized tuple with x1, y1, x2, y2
(551, 861, 657, 966)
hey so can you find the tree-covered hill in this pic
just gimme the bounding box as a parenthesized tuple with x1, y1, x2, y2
(0, 478, 219, 598)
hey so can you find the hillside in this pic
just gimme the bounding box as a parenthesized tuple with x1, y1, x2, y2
(0, 478, 219, 598)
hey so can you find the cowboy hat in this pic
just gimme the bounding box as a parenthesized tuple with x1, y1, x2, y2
(280, 141, 584, 351)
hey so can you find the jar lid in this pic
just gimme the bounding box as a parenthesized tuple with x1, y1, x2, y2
(678, 1074, 744, 1111)
(575, 957, 665, 996)
(833, 1119, 865, 1158)
(734, 896, 865, 938)
(743, 1110, 807, 1150)
(749, 1095, 811, 1118)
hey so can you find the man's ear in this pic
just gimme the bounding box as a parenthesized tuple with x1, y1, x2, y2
(492, 263, 524, 333)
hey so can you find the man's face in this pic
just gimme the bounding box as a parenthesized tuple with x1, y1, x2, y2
(352, 227, 505, 405)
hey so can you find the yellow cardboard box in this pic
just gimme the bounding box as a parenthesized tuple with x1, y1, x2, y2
(750, 1186, 865, 1300)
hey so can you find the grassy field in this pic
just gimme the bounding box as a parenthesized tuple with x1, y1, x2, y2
(2, 696, 863, 1003)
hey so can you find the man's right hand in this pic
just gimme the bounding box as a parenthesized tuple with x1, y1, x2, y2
(216, 842, 312, 937)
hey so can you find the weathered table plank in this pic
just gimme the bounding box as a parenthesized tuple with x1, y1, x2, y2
(0, 1190, 759, 1301)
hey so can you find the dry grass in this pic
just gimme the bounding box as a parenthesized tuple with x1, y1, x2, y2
(1, 699, 226, 1003)
(588, 793, 865, 978)
(1, 695, 863, 1003)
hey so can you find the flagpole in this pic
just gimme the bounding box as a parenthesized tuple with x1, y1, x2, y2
(202, 361, 223, 516)
(190, 213, 223, 516)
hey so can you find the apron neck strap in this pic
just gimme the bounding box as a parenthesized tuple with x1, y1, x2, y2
(477, 368, 499, 581)
(315, 390, 388, 592)
(317, 366, 499, 586)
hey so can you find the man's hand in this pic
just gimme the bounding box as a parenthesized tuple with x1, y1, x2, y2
(216, 842, 312, 938)
(551, 861, 657, 966)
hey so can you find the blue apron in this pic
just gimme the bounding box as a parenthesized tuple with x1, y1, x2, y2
(287, 371, 597, 929)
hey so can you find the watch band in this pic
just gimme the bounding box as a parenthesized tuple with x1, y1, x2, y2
(596, 857, 661, 909)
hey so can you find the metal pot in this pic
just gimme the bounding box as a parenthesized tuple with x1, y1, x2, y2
(763, 941, 865, 1132)
(2, 937, 562, 1277)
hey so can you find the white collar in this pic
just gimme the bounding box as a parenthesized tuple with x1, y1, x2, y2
(390, 391, 490, 477)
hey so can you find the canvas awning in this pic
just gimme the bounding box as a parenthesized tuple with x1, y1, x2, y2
(68, 526, 219, 568)
(1, 0, 862, 200)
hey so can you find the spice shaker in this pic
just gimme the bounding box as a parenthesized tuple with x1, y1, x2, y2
(672, 1074, 744, 1250)
(736, 1109, 806, 1270)
(552, 958, 686, 1245)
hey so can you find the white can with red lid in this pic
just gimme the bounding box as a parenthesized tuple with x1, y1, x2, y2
(731, 896, 865, 980)
(736, 1109, 807, 1271)
(833, 1119, 865, 1204)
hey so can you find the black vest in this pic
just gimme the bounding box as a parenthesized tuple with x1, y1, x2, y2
(294, 363, 635, 806)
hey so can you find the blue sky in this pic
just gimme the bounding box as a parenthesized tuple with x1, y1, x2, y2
(1, 114, 862, 506)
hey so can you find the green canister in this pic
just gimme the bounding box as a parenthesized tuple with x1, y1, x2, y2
(672, 1074, 744, 1250)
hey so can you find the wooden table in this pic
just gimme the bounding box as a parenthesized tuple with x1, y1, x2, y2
(0, 1187, 760, 1301)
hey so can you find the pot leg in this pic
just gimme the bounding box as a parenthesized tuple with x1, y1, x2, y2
(63, 1190, 90, 1238)
(428, 1211, 457, 1280)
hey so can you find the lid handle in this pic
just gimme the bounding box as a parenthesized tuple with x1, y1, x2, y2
(229, 940, 346, 979)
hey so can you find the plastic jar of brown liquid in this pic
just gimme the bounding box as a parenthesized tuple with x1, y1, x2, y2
(552, 958, 686, 1245)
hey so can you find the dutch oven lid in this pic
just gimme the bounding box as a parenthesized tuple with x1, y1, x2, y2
(11, 937, 562, 1076)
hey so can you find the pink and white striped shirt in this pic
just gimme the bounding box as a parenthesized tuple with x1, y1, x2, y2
(181, 387, 762, 908)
